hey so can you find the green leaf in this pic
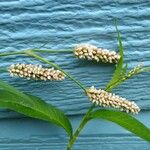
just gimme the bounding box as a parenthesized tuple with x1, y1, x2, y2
(89, 110, 150, 142)
(0, 80, 31, 102)
(106, 22, 125, 91)
(0, 81, 72, 137)
(122, 63, 128, 76)
(114, 22, 124, 76)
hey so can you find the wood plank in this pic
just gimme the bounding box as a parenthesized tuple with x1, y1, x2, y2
(0, 135, 150, 150)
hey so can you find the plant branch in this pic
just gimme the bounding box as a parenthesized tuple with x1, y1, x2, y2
(66, 83, 116, 150)
(0, 49, 85, 92)
(141, 67, 150, 72)
(0, 51, 25, 57)
(105, 65, 147, 91)
(25, 50, 86, 91)
(0, 49, 73, 58)
(66, 64, 147, 149)
(31, 49, 74, 53)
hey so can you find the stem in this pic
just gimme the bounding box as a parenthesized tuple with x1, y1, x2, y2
(0, 51, 25, 57)
(25, 50, 86, 91)
(105, 78, 121, 91)
(67, 104, 95, 150)
(31, 49, 74, 53)
(141, 67, 150, 72)
(0, 49, 73, 58)
(0, 68, 7, 72)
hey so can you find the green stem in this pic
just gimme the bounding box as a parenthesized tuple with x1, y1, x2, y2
(0, 68, 7, 72)
(141, 67, 150, 72)
(0, 51, 25, 57)
(0, 49, 73, 57)
(105, 78, 122, 91)
(67, 104, 95, 150)
(31, 49, 74, 53)
(25, 50, 86, 91)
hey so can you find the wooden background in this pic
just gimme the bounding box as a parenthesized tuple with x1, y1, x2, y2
(0, 0, 150, 149)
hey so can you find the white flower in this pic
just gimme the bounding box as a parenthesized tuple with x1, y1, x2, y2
(86, 86, 140, 114)
(74, 44, 120, 63)
(8, 64, 66, 81)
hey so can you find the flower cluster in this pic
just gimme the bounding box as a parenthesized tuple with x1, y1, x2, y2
(86, 86, 140, 114)
(123, 64, 143, 80)
(74, 44, 120, 63)
(8, 64, 65, 81)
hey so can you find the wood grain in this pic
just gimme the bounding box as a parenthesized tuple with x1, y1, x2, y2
(0, 0, 149, 149)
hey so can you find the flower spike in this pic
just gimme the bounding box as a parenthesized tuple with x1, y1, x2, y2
(86, 86, 140, 114)
(8, 64, 65, 81)
(74, 44, 120, 63)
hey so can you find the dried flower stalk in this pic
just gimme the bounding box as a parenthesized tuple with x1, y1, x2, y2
(8, 64, 65, 81)
(74, 44, 120, 63)
(86, 86, 140, 114)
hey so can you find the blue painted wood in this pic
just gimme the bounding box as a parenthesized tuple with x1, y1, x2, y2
(0, 0, 150, 149)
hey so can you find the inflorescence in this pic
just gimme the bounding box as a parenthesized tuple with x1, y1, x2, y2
(8, 64, 65, 81)
(74, 44, 120, 63)
(86, 86, 140, 114)
(122, 64, 143, 81)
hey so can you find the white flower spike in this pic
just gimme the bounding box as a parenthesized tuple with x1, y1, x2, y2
(86, 86, 140, 114)
(8, 64, 65, 81)
(74, 44, 120, 63)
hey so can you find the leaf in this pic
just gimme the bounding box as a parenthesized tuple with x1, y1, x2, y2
(0, 80, 31, 102)
(89, 110, 150, 142)
(122, 63, 128, 76)
(106, 22, 125, 91)
(0, 81, 72, 137)
(114, 22, 124, 76)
